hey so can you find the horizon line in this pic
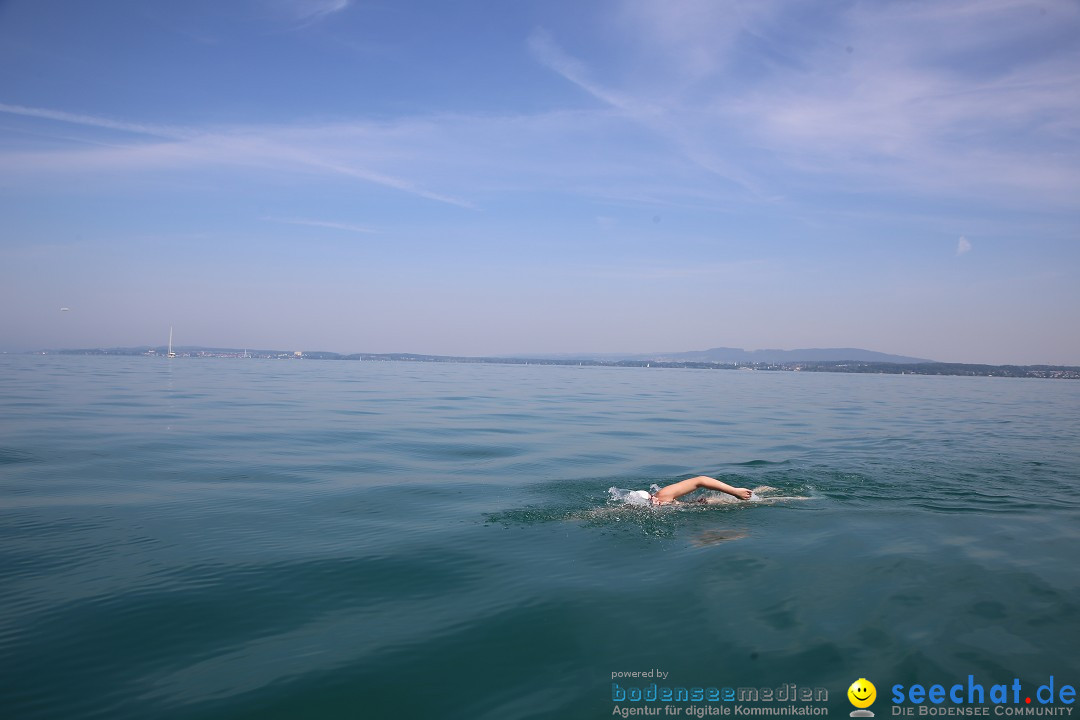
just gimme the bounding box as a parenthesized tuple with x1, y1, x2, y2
(9, 344, 1080, 369)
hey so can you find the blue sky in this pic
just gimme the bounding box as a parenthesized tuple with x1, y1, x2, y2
(1, 0, 1078, 364)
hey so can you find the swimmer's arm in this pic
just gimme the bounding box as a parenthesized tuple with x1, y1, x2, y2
(697, 476, 753, 500)
(723, 485, 753, 501)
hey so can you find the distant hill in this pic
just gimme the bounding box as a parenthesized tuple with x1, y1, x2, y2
(647, 347, 935, 364)
(47, 344, 933, 365)
(31, 345, 1080, 378)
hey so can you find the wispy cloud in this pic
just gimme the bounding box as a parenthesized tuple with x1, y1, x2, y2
(281, 0, 350, 26)
(530, 1, 1080, 211)
(612, 0, 775, 83)
(527, 28, 766, 197)
(527, 29, 656, 117)
(0, 103, 472, 207)
(0, 102, 745, 211)
(579, 258, 771, 282)
(4, 0, 1079, 223)
(263, 217, 375, 234)
(0, 102, 184, 139)
(290, 151, 475, 208)
(724, 0, 1080, 206)
(957, 236, 973, 256)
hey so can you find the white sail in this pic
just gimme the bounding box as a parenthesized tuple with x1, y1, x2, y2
(167, 326, 176, 358)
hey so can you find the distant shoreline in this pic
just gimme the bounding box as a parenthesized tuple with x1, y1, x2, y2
(21, 348, 1080, 379)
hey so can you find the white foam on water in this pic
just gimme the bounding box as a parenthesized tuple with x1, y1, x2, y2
(607, 487, 652, 506)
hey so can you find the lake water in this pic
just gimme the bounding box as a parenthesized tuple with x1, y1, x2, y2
(1, 355, 1078, 719)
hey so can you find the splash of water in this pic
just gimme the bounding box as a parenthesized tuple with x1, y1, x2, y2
(607, 484, 661, 506)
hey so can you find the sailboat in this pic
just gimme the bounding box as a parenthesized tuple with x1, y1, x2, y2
(167, 326, 176, 358)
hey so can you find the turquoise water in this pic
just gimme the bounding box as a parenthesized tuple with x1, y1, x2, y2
(1, 356, 1078, 719)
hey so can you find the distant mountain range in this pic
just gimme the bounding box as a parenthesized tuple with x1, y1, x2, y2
(33, 345, 1080, 378)
(533, 347, 935, 364)
(43, 344, 932, 364)
(645, 347, 934, 364)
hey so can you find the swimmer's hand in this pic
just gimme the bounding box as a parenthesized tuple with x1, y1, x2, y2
(732, 488, 753, 500)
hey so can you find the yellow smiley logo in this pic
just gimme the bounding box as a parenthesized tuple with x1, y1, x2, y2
(848, 678, 877, 709)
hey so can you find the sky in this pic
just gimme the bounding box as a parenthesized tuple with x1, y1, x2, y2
(1, 0, 1078, 365)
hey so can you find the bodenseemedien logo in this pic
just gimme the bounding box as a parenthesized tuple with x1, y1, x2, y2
(849, 678, 877, 717)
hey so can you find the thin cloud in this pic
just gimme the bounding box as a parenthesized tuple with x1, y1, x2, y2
(524, 2, 1080, 212)
(263, 217, 375, 234)
(613, 0, 774, 83)
(725, 0, 1080, 207)
(282, 0, 350, 25)
(580, 258, 771, 282)
(294, 152, 475, 208)
(527, 29, 654, 116)
(957, 236, 972, 256)
(6, 0, 1080, 222)
(0, 102, 185, 139)
(0, 103, 472, 208)
(527, 28, 765, 197)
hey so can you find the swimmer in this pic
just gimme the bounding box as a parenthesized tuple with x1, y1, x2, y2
(651, 476, 753, 506)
